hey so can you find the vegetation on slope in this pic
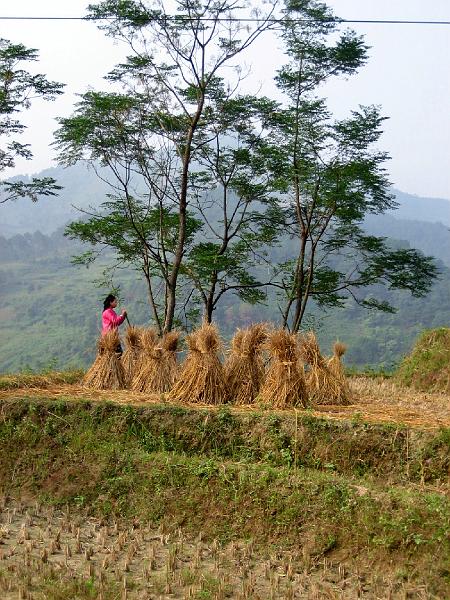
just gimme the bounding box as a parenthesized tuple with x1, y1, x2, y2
(1, 248, 450, 374)
(396, 328, 450, 392)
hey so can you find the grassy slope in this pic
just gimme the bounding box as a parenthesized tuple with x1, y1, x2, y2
(0, 397, 449, 595)
(396, 327, 450, 392)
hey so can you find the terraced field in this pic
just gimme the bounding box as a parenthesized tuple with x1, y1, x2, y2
(0, 374, 448, 598)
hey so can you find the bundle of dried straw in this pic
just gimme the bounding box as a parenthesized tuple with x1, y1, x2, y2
(259, 329, 307, 408)
(168, 322, 227, 405)
(225, 323, 267, 405)
(83, 329, 125, 390)
(132, 328, 163, 393)
(328, 342, 347, 379)
(122, 326, 143, 387)
(161, 330, 181, 390)
(301, 332, 350, 405)
(327, 341, 351, 401)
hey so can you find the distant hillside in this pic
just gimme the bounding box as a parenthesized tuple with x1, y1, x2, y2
(1, 225, 449, 373)
(2, 165, 449, 269)
(364, 214, 450, 267)
(1, 165, 449, 373)
(1, 165, 449, 236)
(387, 189, 450, 227)
(0, 165, 107, 236)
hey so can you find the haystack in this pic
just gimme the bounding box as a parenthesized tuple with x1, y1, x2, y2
(259, 329, 307, 409)
(168, 322, 227, 405)
(132, 328, 164, 393)
(83, 329, 125, 390)
(327, 341, 351, 401)
(225, 323, 267, 405)
(122, 326, 143, 387)
(327, 341, 347, 379)
(301, 332, 350, 405)
(161, 330, 181, 390)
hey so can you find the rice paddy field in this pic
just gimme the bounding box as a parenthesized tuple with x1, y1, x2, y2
(0, 367, 449, 599)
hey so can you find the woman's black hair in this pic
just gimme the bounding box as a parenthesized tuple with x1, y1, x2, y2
(103, 294, 116, 311)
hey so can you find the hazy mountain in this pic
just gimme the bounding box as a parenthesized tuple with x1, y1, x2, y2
(1, 165, 449, 372)
(0, 165, 107, 236)
(364, 214, 450, 267)
(1, 165, 449, 237)
(387, 189, 450, 227)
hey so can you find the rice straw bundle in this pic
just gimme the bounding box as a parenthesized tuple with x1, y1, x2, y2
(83, 329, 125, 390)
(327, 341, 352, 401)
(225, 323, 267, 405)
(259, 329, 307, 409)
(168, 322, 228, 405)
(161, 330, 181, 390)
(301, 332, 350, 405)
(131, 328, 166, 393)
(328, 341, 347, 379)
(121, 326, 143, 387)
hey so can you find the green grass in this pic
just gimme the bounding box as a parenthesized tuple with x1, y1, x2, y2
(0, 569, 121, 600)
(1, 397, 449, 484)
(396, 327, 450, 391)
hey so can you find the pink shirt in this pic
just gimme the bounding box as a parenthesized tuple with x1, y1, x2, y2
(102, 308, 126, 334)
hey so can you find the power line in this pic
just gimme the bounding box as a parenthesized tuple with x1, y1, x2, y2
(1, 16, 450, 25)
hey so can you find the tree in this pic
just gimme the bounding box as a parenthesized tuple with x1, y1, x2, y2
(0, 39, 64, 203)
(183, 94, 284, 322)
(59, 91, 202, 334)
(56, 0, 276, 332)
(264, 0, 437, 332)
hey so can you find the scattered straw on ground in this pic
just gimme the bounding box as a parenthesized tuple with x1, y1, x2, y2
(0, 377, 449, 430)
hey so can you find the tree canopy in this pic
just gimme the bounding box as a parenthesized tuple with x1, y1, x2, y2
(259, 0, 438, 331)
(0, 39, 64, 203)
(56, 0, 277, 331)
(56, 0, 438, 331)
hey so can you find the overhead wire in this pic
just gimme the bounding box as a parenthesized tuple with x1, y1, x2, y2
(0, 16, 450, 25)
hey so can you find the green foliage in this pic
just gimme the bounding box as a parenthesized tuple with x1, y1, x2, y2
(0, 38, 64, 203)
(261, 1, 438, 331)
(396, 328, 450, 392)
(182, 93, 287, 319)
(52, 0, 438, 331)
(55, 0, 278, 332)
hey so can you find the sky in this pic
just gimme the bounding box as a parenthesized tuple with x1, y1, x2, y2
(1, 0, 450, 201)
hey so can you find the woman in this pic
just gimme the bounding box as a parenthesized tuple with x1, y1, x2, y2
(102, 294, 127, 354)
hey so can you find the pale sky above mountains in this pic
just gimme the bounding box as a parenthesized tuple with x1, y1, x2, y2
(2, 0, 450, 201)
